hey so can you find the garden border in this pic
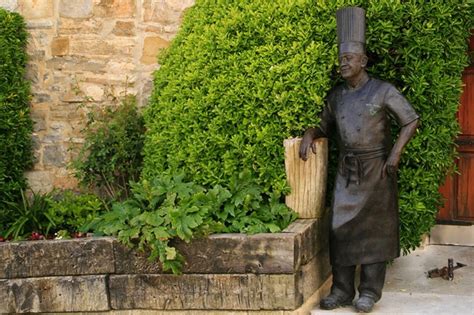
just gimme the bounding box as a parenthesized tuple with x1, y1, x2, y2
(0, 217, 330, 313)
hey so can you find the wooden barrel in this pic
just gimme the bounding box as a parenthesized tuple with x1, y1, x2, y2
(284, 137, 328, 218)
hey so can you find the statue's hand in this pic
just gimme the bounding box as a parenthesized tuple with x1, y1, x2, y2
(299, 134, 317, 161)
(382, 152, 400, 178)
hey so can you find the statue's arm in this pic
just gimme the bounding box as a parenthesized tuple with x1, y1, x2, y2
(299, 127, 327, 161)
(299, 98, 335, 161)
(382, 118, 418, 177)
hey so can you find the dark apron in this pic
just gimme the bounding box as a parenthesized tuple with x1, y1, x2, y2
(329, 146, 399, 266)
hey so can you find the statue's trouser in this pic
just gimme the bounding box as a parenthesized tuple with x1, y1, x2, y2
(330, 262, 387, 301)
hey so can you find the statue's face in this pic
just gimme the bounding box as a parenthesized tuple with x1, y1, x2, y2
(339, 52, 367, 80)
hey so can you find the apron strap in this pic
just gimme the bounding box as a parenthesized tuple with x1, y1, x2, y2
(341, 148, 387, 187)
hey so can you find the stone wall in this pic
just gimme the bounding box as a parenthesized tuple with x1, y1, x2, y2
(0, 0, 194, 192)
(0, 219, 331, 314)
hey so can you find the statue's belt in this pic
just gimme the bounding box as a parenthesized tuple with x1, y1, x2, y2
(341, 147, 387, 187)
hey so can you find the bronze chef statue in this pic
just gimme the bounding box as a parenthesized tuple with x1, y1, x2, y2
(299, 7, 419, 313)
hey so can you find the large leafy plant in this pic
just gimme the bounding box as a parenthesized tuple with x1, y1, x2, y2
(0, 8, 33, 233)
(90, 171, 297, 274)
(143, 0, 473, 254)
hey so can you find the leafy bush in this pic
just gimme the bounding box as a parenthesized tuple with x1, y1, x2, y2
(0, 8, 33, 233)
(72, 95, 145, 200)
(47, 190, 106, 233)
(143, 0, 473, 253)
(90, 171, 297, 274)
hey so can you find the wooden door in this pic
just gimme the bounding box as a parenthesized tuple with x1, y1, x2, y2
(437, 31, 474, 224)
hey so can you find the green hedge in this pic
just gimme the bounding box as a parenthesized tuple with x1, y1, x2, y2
(144, 0, 473, 252)
(0, 8, 33, 233)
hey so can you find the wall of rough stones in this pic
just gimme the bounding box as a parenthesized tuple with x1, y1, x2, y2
(0, 219, 331, 313)
(0, 0, 194, 192)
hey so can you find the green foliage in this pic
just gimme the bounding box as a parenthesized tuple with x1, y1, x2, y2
(2, 189, 107, 240)
(0, 8, 33, 232)
(143, 0, 473, 253)
(4, 190, 54, 240)
(90, 171, 297, 274)
(47, 190, 106, 233)
(144, 0, 337, 193)
(72, 95, 145, 200)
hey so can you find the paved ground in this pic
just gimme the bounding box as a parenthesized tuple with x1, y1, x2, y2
(311, 245, 474, 314)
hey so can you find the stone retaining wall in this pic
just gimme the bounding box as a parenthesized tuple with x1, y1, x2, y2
(0, 219, 330, 314)
(0, 0, 194, 192)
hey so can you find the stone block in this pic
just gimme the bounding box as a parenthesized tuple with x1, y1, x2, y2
(140, 78, 154, 104)
(112, 20, 135, 37)
(59, 17, 102, 34)
(0, 238, 115, 279)
(114, 243, 162, 274)
(53, 173, 80, 190)
(26, 20, 54, 29)
(70, 38, 135, 57)
(49, 103, 85, 120)
(31, 134, 42, 151)
(0, 275, 109, 313)
(51, 37, 70, 56)
(31, 109, 47, 132)
(0, 244, 15, 280)
(70, 39, 117, 57)
(143, 0, 194, 24)
(298, 247, 331, 302)
(18, 0, 54, 19)
(284, 216, 329, 266)
(179, 233, 297, 274)
(94, 0, 135, 18)
(115, 232, 298, 275)
(78, 82, 104, 101)
(28, 49, 46, 61)
(59, 0, 93, 18)
(93, 311, 292, 315)
(46, 56, 106, 73)
(42, 134, 63, 144)
(24, 170, 54, 193)
(141, 36, 169, 65)
(0, 0, 18, 12)
(33, 92, 51, 103)
(26, 63, 39, 84)
(106, 60, 135, 75)
(43, 144, 66, 167)
(109, 274, 300, 310)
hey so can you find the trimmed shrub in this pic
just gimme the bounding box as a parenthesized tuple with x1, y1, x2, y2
(0, 9, 33, 233)
(143, 0, 473, 252)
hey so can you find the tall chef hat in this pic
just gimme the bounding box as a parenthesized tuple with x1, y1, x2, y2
(336, 6, 366, 55)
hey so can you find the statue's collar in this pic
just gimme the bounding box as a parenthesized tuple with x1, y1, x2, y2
(345, 75, 370, 91)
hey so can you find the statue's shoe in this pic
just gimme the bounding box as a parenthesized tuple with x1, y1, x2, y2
(320, 294, 353, 310)
(355, 295, 376, 313)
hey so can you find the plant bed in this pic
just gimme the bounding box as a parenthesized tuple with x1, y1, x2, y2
(0, 217, 330, 313)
